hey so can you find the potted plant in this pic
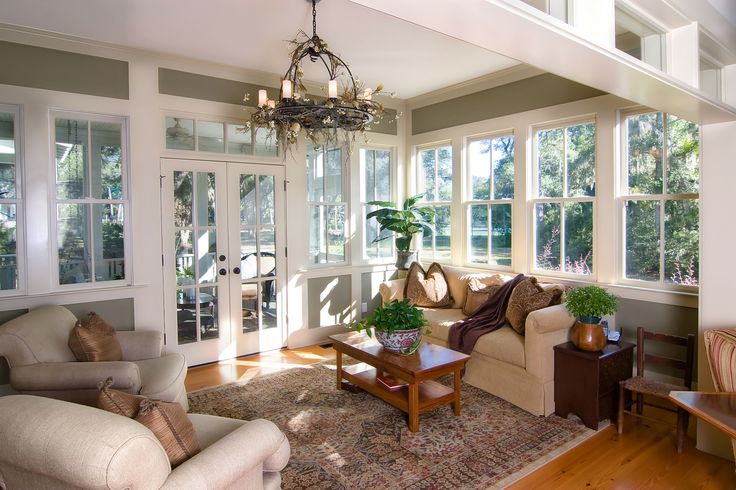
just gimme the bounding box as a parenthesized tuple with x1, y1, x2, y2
(564, 285, 618, 351)
(351, 299, 429, 355)
(366, 194, 435, 269)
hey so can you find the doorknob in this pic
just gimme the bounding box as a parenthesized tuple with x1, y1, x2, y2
(219, 268, 227, 276)
(232, 267, 241, 274)
(219, 255, 226, 261)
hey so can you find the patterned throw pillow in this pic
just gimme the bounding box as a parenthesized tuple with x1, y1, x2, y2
(506, 277, 563, 335)
(135, 399, 201, 467)
(97, 377, 145, 418)
(403, 262, 454, 308)
(462, 279, 502, 316)
(68, 312, 123, 362)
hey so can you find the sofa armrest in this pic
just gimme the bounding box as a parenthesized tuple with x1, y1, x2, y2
(10, 361, 141, 392)
(524, 304, 575, 383)
(379, 279, 406, 304)
(117, 330, 164, 361)
(162, 419, 290, 490)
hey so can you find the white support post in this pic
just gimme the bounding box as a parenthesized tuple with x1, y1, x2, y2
(569, 0, 616, 48)
(667, 22, 699, 88)
(723, 64, 736, 107)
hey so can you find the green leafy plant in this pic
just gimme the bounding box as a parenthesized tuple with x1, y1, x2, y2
(366, 194, 435, 252)
(351, 299, 428, 337)
(564, 285, 618, 323)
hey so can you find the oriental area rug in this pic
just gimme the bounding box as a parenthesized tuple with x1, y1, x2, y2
(188, 362, 596, 489)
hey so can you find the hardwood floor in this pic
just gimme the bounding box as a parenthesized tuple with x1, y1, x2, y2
(186, 345, 736, 489)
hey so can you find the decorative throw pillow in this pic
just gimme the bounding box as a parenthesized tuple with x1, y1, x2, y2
(97, 377, 145, 418)
(135, 399, 201, 467)
(403, 262, 453, 308)
(68, 312, 123, 362)
(506, 277, 564, 335)
(462, 279, 502, 316)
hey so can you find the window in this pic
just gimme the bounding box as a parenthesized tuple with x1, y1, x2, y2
(165, 116, 277, 157)
(533, 121, 596, 275)
(615, 6, 665, 71)
(466, 134, 514, 267)
(0, 105, 21, 292)
(622, 111, 699, 287)
(53, 113, 129, 286)
(361, 148, 393, 260)
(417, 144, 452, 262)
(307, 146, 346, 265)
(699, 55, 722, 100)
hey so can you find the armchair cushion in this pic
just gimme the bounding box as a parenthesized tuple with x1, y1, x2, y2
(136, 399, 201, 467)
(117, 330, 164, 360)
(97, 376, 145, 417)
(68, 313, 123, 362)
(10, 361, 141, 392)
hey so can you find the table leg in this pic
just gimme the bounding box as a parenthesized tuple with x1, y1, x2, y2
(408, 382, 419, 432)
(453, 367, 462, 416)
(335, 350, 342, 390)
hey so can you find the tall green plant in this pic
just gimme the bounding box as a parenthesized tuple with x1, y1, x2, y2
(366, 194, 435, 252)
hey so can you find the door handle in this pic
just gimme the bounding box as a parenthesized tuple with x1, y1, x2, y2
(232, 267, 241, 274)
(219, 268, 228, 276)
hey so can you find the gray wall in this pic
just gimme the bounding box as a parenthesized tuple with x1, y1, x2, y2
(361, 269, 399, 317)
(307, 275, 352, 328)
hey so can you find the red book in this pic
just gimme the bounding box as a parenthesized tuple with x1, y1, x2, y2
(377, 374, 408, 391)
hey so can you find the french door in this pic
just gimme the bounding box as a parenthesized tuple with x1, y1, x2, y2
(161, 159, 286, 366)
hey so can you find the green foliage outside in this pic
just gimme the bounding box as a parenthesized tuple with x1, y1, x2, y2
(564, 285, 618, 322)
(350, 298, 427, 336)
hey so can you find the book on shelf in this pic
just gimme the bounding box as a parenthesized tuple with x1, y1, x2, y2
(377, 374, 408, 391)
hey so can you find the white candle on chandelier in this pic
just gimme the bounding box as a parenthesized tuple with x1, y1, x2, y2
(363, 88, 373, 100)
(328, 79, 338, 99)
(282, 80, 292, 99)
(258, 89, 268, 106)
(267, 99, 276, 109)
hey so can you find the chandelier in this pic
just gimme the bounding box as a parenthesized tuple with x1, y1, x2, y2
(250, 0, 390, 149)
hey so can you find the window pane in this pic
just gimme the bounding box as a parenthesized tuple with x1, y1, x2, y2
(176, 288, 197, 344)
(309, 206, 323, 264)
(536, 202, 561, 271)
(564, 202, 593, 275)
(196, 229, 217, 284)
(227, 124, 252, 154)
(363, 149, 375, 202)
(700, 57, 721, 99)
(566, 123, 596, 197)
(199, 286, 219, 340)
(469, 139, 491, 201)
(254, 128, 277, 157)
(0, 112, 16, 199)
(165, 117, 194, 151)
(665, 199, 698, 285)
(470, 204, 488, 264)
(55, 118, 89, 199)
(327, 205, 345, 263)
(419, 148, 436, 201)
(666, 116, 699, 194)
(374, 150, 391, 202)
(239, 174, 256, 226)
(259, 175, 275, 225)
(91, 121, 123, 200)
(242, 282, 259, 333)
(95, 203, 125, 281)
(239, 229, 257, 279)
(325, 148, 342, 202)
(175, 230, 194, 285)
(0, 203, 17, 290)
(437, 146, 452, 201)
(307, 147, 323, 202)
(195, 172, 216, 227)
(490, 203, 512, 266)
(627, 112, 663, 194)
(260, 228, 276, 276)
(58, 203, 91, 284)
(625, 200, 660, 281)
(434, 205, 451, 261)
(537, 128, 563, 198)
(197, 121, 224, 153)
(174, 171, 193, 228)
(493, 136, 514, 199)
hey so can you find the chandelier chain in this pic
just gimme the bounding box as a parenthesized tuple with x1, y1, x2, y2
(312, 0, 318, 38)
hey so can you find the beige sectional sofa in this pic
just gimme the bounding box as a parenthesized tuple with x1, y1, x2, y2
(380, 265, 576, 416)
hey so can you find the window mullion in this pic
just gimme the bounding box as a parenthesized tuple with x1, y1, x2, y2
(659, 197, 666, 284)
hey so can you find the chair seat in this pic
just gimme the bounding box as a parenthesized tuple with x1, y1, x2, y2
(623, 375, 686, 398)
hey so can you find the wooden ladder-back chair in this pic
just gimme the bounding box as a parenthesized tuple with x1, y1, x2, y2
(617, 327, 696, 453)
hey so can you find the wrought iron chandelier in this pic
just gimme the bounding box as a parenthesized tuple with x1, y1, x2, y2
(250, 0, 389, 149)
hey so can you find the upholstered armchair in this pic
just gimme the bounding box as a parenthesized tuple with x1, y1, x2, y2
(703, 328, 736, 462)
(0, 395, 290, 490)
(0, 305, 188, 410)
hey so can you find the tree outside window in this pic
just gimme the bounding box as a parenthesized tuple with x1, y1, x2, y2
(307, 146, 346, 265)
(418, 144, 452, 262)
(0, 108, 19, 291)
(361, 148, 393, 260)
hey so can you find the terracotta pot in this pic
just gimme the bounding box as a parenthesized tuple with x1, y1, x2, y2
(376, 328, 422, 354)
(570, 320, 607, 352)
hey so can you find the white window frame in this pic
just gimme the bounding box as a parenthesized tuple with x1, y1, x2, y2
(306, 145, 349, 268)
(530, 117, 597, 280)
(50, 110, 131, 290)
(619, 108, 699, 291)
(416, 142, 453, 264)
(360, 146, 395, 263)
(464, 130, 515, 271)
(0, 103, 25, 296)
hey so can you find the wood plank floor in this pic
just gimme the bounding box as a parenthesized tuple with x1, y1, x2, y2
(186, 345, 736, 489)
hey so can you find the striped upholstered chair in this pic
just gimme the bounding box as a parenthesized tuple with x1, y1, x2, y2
(703, 328, 736, 461)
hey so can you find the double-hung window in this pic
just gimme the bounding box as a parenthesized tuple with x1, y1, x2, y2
(53, 112, 129, 286)
(466, 134, 514, 267)
(307, 145, 346, 265)
(361, 148, 393, 260)
(0, 104, 22, 292)
(622, 111, 699, 287)
(417, 144, 452, 262)
(532, 120, 596, 275)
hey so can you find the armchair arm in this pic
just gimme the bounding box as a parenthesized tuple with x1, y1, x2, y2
(524, 304, 575, 383)
(162, 419, 290, 490)
(10, 361, 141, 392)
(116, 330, 164, 361)
(379, 278, 406, 304)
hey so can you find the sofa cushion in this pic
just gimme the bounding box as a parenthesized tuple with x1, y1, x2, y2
(473, 326, 526, 368)
(421, 308, 467, 343)
(462, 279, 502, 316)
(506, 278, 563, 335)
(442, 265, 506, 309)
(135, 398, 201, 467)
(97, 377, 145, 417)
(404, 262, 453, 308)
(68, 313, 123, 362)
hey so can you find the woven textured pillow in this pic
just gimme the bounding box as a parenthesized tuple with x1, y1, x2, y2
(135, 399, 201, 467)
(462, 279, 502, 316)
(97, 377, 145, 418)
(506, 277, 563, 335)
(403, 262, 453, 308)
(68, 312, 123, 362)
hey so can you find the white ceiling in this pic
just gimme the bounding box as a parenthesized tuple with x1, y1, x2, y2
(0, 0, 521, 98)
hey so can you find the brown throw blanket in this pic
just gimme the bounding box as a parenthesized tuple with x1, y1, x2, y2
(448, 274, 526, 355)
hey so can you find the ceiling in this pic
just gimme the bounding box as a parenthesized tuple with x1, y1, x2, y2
(0, 0, 521, 99)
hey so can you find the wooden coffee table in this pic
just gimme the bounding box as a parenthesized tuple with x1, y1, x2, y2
(329, 331, 470, 432)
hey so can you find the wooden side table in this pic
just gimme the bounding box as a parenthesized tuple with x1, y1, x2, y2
(554, 341, 634, 430)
